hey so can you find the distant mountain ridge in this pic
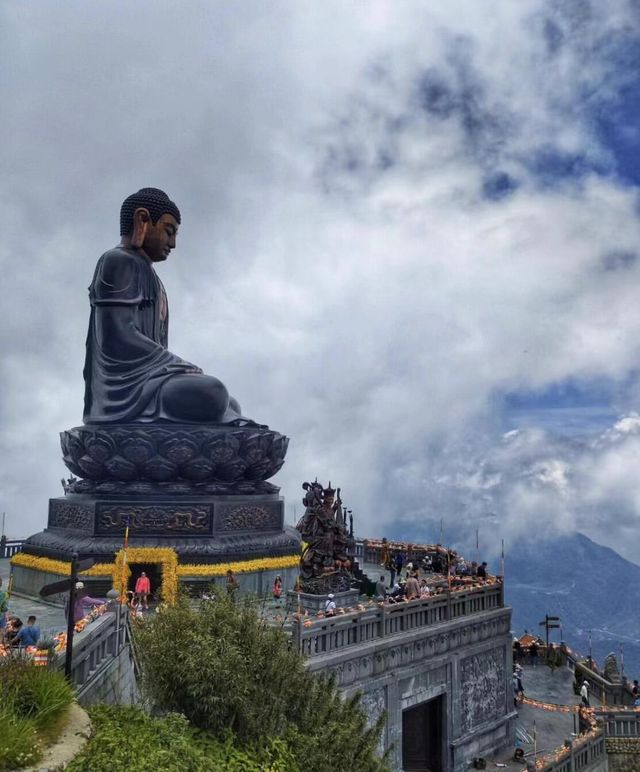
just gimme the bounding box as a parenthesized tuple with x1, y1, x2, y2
(505, 531, 640, 679)
(385, 524, 640, 679)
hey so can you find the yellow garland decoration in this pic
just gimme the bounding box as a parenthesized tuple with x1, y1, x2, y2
(176, 554, 299, 577)
(11, 550, 299, 604)
(113, 547, 178, 606)
(10, 553, 112, 577)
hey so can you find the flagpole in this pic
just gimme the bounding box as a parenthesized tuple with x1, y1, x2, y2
(501, 538, 505, 580)
(120, 517, 130, 602)
(475, 527, 479, 565)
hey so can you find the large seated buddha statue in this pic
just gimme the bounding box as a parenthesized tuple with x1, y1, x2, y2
(83, 187, 247, 426)
(60, 188, 287, 492)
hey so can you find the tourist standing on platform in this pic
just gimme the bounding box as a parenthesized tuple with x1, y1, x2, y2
(135, 572, 151, 610)
(421, 555, 433, 572)
(375, 575, 387, 600)
(272, 575, 282, 601)
(325, 594, 336, 616)
(513, 638, 522, 664)
(388, 557, 396, 588)
(394, 552, 404, 578)
(516, 665, 524, 699)
(14, 615, 40, 648)
(405, 573, 420, 600)
(512, 671, 520, 708)
(580, 680, 590, 708)
(476, 561, 488, 578)
(529, 640, 539, 667)
(226, 569, 239, 597)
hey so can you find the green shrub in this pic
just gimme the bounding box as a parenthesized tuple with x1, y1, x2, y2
(134, 593, 389, 772)
(0, 705, 41, 771)
(67, 706, 298, 772)
(0, 659, 74, 732)
(0, 655, 74, 758)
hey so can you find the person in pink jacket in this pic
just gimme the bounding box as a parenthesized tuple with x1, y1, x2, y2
(135, 572, 151, 609)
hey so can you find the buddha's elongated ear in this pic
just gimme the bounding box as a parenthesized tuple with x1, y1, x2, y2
(131, 207, 151, 248)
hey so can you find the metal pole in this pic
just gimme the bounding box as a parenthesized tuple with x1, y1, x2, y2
(545, 615, 550, 655)
(64, 554, 79, 681)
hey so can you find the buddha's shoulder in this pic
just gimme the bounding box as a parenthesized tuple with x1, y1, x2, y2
(97, 246, 149, 268)
(94, 248, 152, 280)
(91, 248, 154, 300)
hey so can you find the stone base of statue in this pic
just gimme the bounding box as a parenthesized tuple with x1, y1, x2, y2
(60, 423, 288, 492)
(14, 423, 300, 600)
(286, 589, 360, 613)
(23, 491, 298, 563)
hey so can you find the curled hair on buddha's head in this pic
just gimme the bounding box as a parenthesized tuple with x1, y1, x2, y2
(120, 188, 181, 236)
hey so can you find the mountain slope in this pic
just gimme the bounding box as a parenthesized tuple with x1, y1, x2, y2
(505, 532, 640, 678)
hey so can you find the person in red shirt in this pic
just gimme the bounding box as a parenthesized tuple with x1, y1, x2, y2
(135, 572, 151, 609)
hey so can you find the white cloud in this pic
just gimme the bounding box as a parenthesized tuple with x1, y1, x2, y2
(1, 1, 640, 560)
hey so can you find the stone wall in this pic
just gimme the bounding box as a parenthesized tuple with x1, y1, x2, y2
(76, 644, 138, 707)
(308, 606, 514, 772)
(11, 566, 67, 603)
(180, 565, 299, 598)
(606, 738, 640, 772)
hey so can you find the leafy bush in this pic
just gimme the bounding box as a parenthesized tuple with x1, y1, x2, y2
(0, 655, 74, 768)
(0, 705, 40, 771)
(67, 706, 298, 772)
(134, 594, 389, 772)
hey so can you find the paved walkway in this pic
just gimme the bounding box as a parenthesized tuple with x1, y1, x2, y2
(486, 663, 592, 769)
(1, 559, 66, 639)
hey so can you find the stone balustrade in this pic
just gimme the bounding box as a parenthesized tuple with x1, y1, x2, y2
(598, 709, 640, 738)
(292, 581, 504, 658)
(47, 604, 134, 705)
(534, 729, 607, 772)
(0, 537, 23, 558)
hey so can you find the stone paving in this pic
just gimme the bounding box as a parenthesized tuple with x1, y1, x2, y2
(1, 558, 67, 639)
(486, 663, 596, 769)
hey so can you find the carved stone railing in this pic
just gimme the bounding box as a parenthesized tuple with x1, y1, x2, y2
(51, 608, 128, 697)
(292, 582, 504, 658)
(597, 708, 640, 738)
(562, 645, 634, 706)
(0, 538, 24, 559)
(526, 709, 639, 771)
(534, 729, 606, 772)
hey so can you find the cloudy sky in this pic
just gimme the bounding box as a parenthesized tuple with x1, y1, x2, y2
(2, 0, 640, 560)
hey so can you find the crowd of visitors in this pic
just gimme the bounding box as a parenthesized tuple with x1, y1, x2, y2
(375, 550, 492, 603)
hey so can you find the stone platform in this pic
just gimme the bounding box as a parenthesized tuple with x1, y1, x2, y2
(14, 490, 300, 600)
(16, 421, 300, 600)
(22, 491, 298, 563)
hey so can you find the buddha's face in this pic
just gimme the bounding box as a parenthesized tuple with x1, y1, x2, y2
(143, 213, 179, 262)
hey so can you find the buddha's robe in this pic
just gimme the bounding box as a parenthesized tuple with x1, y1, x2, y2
(83, 247, 198, 423)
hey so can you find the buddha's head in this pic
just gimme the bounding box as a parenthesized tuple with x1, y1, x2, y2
(120, 188, 181, 262)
